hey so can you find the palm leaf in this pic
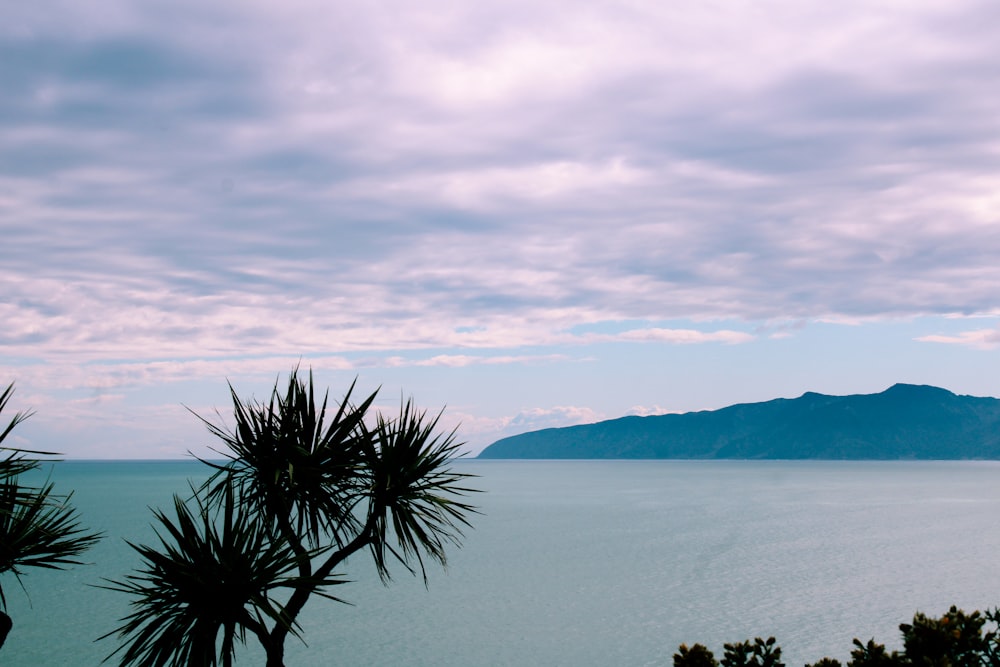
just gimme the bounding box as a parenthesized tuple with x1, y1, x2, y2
(0, 383, 34, 451)
(364, 398, 479, 583)
(0, 478, 101, 610)
(102, 369, 479, 665)
(101, 482, 346, 667)
(0, 382, 101, 612)
(194, 369, 378, 550)
(1, 382, 40, 486)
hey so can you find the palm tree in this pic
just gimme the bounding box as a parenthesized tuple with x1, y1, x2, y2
(103, 368, 478, 667)
(0, 382, 102, 651)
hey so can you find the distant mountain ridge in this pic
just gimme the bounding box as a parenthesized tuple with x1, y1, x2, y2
(477, 384, 1000, 459)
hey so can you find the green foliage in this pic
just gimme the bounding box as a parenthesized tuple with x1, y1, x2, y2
(675, 643, 719, 667)
(675, 638, 783, 667)
(104, 368, 478, 667)
(807, 658, 843, 667)
(722, 637, 784, 667)
(0, 382, 101, 649)
(981, 609, 1000, 667)
(676, 607, 1000, 667)
(900, 606, 987, 667)
(848, 638, 903, 667)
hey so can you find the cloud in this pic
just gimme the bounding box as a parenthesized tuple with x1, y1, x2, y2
(6, 0, 1000, 456)
(626, 405, 671, 418)
(5, 356, 354, 395)
(503, 405, 603, 429)
(452, 405, 605, 455)
(917, 328, 1000, 350)
(608, 328, 754, 345)
(0, 2, 1000, 355)
(8, 1, 1000, 342)
(366, 158, 648, 211)
(387, 353, 570, 368)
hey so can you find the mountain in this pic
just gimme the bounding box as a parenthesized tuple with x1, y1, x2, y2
(477, 384, 1000, 459)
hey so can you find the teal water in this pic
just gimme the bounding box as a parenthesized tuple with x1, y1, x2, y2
(4, 460, 1000, 666)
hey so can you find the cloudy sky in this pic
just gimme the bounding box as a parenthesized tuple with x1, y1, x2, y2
(3, 0, 1000, 457)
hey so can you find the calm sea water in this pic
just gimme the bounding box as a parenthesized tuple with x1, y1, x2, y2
(5, 459, 1000, 666)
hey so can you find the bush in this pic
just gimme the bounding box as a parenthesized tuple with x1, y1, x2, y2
(675, 607, 1000, 667)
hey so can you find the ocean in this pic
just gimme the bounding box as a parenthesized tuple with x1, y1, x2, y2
(4, 459, 1000, 666)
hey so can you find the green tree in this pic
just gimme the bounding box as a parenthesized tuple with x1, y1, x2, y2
(981, 608, 1000, 667)
(722, 637, 784, 667)
(847, 638, 903, 667)
(102, 369, 478, 667)
(675, 643, 720, 667)
(900, 606, 987, 667)
(806, 658, 844, 667)
(0, 382, 102, 650)
(674, 607, 1000, 667)
(675, 637, 784, 667)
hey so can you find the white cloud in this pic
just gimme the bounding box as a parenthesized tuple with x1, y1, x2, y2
(626, 405, 671, 417)
(459, 406, 596, 452)
(610, 328, 754, 345)
(294, 402, 605, 457)
(403, 354, 569, 368)
(917, 329, 1000, 350)
(368, 158, 647, 210)
(5, 356, 355, 394)
(6, 0, 1000, 456)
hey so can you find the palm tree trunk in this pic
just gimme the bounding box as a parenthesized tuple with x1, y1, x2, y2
(266, 517, 376, 662)
(265, 642, 285, 667)
(0, 611, 11, 650)
(223, 622, 234, 667)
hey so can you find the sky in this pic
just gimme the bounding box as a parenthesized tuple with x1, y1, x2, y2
(2, 0, 1000, 458)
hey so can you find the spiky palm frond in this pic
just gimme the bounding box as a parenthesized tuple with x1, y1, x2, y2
(101, 483, 345, 667)
(195, 369, 378, 550)
(1, 382, 40, 484)
(0, 450, 38, 511)
(0, 382, 101, 612)
(0, 479, 101, 610)
(102, 370, 479, 666)
(0, 383, 33, 452)
(364, 398, 479, 583)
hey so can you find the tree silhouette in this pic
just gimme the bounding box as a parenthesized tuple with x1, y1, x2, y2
(674, 607, 1000, 667)
(0, 382, 101, 651)
(103, 368, 478, 667)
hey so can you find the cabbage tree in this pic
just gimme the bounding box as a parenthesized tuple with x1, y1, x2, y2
(0, 382, 101, 651)
(103, 369, 477, 667)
